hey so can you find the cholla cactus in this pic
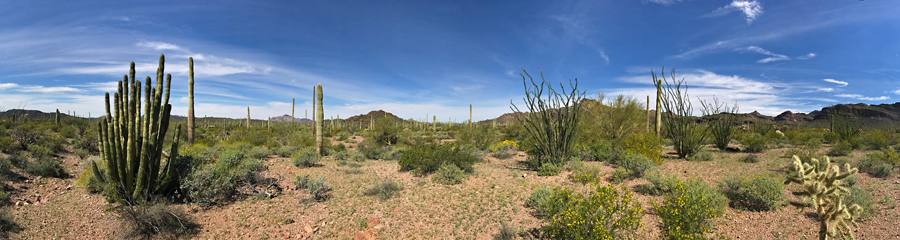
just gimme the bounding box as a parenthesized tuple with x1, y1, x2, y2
(784, 155, 862, 240)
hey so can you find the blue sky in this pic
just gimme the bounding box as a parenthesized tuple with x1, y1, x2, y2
(1, 0, 899, 121)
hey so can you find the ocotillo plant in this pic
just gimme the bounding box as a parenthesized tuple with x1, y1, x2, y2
(91, 55, 182, 204)
(187, 57, 195, 145)
(784, 155, 862, 240)
(655, 79, 662, 137)
(700, 97, 739, 150)
(510, 68, 584, 168)
(315, 84, 324, 155)
(654, 68, 707, 158)
(55, 109, 60, 125)
(312, 86, 316, 136)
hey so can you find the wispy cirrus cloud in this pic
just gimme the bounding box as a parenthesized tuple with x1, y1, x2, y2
(643, 0, 685, 6)
(824, 78, 848, 87)
(702, 0, 764, 24)
(738, 46, 789, 63)
(836, 94, 889, 101)
(797, 53, 816, 60)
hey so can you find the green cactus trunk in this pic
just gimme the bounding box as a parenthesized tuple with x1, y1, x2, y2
(315, 84, 324, 155)
(187, 57, 195, 145)
(93, 55, 181, 204)
(433, 115, 436, 132)
(247, 106, 250, 130)
(292, 98, 295, 125)
(55, 109, 60, 125)
(646, 95, 650, 132)
(469, 104, 473, 130)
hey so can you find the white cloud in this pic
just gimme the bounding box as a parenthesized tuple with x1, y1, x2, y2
(739, 46, 789, 63)
(836, 93, 889, 101)
(817, 88, 833, 92)
(823, 79, 848, 87)
(894, 89, 900, 95)
(0, 83, 19, 90)
(797, 53, 816, 59)
(136, 41, 185, 52)
(19, 86, 81, 93)
(645, 0, 685, 5)
(703, 0, 764, 24)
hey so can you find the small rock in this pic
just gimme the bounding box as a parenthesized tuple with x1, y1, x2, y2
(66, 185, 72, 190)
(521, 173, 527, 178)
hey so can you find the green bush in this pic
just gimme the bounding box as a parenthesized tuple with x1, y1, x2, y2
(618, 153, 655, 178)
(871, 163, 895, 178)
(247, 146, 270, 159)
(369, 117, 401, 146)
(652, 178, 727, 239)
(720, 176, 784, 211)
(540, 183, 644, 239)
(456, 124, 500, 151)
(622, 133, 663, 165)
(862, 129, 893, 150)
(292, 148, 320, 168)
(273, 145, 300, 157)
(637, 170, 680, 196)
(0, 208, 19, 235)
(305, 176, 330, 201)
(26, 144, 54, 159)
(859, 148, 899, 178)
(686, 149, 714, 162)
(537, 162, 561, 176)
(357, 139, 386, 160)
(526, 186, 556, 217)
(432, 163, 466, 185)
(493, 222, 516, 240)
(181, 151, 266, 206)
(398, 143, 476, 176)
(570, 165, 603, 184)
(25, 157, 67, 178)
(364, 179, 403, 200)
(383, 147, 405, 160)
(828, 141, 853, 157)
(739, 154, 759, 163)
(844, 175, 857, 187)
(740, 132, 769, 153)
(610, 168, 633, 183)
(0, 136, 20, 153)
(845, 186, 873, 220)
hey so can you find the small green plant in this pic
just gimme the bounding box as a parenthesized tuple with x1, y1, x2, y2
(306, 176, 330, 201)
(398, 143, 476, 176)
(432, 163, 466, 185)
(491, 140, 519, 159)
(740, 132, 769, 153)
(859, 148, 899, 178)
(843, 175, 857, 187)
(25, 157, 68, 178)
(870, 163, 895, 178)
(114, 202, 198, 239)
(537, 162, 561, 176)
(618, 153, 655, 178)
(686, 149, 714, 162)
(571, 165, 602, 184)
(622, 133, 663, 165)
(526, 186, 556, 217)
(720, 175, 784, 211)
(0, 207, 20, 235)
(827, 141, 853, 157)
(652, 178, 727, 239)
(364, 179, 403, 200)
(541, 183, 644, 239)
(292, 147, 320, 168)
(844, 186, 873, 220)
(181, 150, 266, 206)
(739, 154, 759, 163)
(636, 170, 680, 196)
(492, 221, 516, 240)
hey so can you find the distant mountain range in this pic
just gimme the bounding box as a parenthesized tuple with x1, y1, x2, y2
(4, 102, 900, 128)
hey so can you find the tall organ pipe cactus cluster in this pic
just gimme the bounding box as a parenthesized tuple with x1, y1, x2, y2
(91, 54, 182, 204)
(784, 155, 862, 240)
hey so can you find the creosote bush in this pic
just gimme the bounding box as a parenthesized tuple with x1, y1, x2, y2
(739, 154, 759, 163)
(180, 148, 266, 206)
(720, 175, 784, 211)
(292, 147, 320, 168)
(618, 153, 655, 178)
(398, 143, 476, 176)
(686, 149, 714, 162)
(432, 163, 466, 185)
(25, 157, 67, 178)
(740, 132, 769, 153)
(828, 141, 853, 157)
(529, 183, 644, 239)
(652, 178, 727, 239)
(364, 179, 403, 200)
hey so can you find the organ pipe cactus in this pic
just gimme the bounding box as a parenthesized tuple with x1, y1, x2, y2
(92, 54, 182, 204)
(784, 155, 862, 240)
(315, 84, 324, 155)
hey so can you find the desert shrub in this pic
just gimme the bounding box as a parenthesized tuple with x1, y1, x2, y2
(862, 129, 893, 150)
(828, 141, 853, 157)
(26, 144, 54, 159)
(540, 183, 644, 239)
(8, 129, 39, 148)
(739, 154, 759, 163)
(181, 152, 266, 206)
(588, 141, 620, 162)
(369, 117, 401, 146)
(511, 68, 584, 169)
(652, 178, 727, 239)
(398, 143, 476, 176)
(740, 132, 768, 153)
(618, 153, 655, 178)
(456, 124, 500, 151)
(6, 154, 26, 169)
(844, 175, 857, 187)
(292, 148, 320, 168)
(73, 134, 99, 155)
(871, 164, 895, 178)
(700, 97, 740, 150)
(0, 136, 20, 153)
(247, 146, 270, 159)
(293, 174, 311, 189)
(273, 145, 300, 157)
(364, 179, 403, 200)
(0, 157, 14, 182)
(493, 222, 516, 240)
(383, 147, 405, 160)
(25, 157, 67, 178)
(637, 170, 681, 196)
(305, 176, 330, 201)
(0, 208, 19, 235)
(491, 140, 518, 159)
(720, 176, 784, 211)
(579, 94, 647, 147)
(357, 139, 386, 160)
(831, 112, 861, 144)
(332, 151, 349, 161)
(432, 163, 466, 185)
(76, 156, 107, 193)
(537, 162, 561, 176)
(686, 149, 714, 162)
(115, 203, 198, 239)
(348, 152, 366, 162)
(609, 168, 633, 183)
(571, 165, 602, 184)
(526, 186, 558, 217)
(622, 133, 662, 165)
(845, 186, 873, 220)
(0, 190, 7, 205)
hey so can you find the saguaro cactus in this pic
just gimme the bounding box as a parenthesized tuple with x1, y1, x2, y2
(55, 109, 60, 125)
(315, 84, 324, 155)
(784, 156, 862, 240)
(469, 104, 473, 130)
(92, 54, 182, 204)
(187, 57, 195, 145)
(247, 106, 250, 130)
(292, 98, 295, 124)
(433, 115, 436, 132)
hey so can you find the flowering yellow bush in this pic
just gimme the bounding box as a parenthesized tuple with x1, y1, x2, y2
(652, 178, 727, 239)
(491, 140, 519, 152)
(623, 133, 662, 165)
(543, 183, 644, 239)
